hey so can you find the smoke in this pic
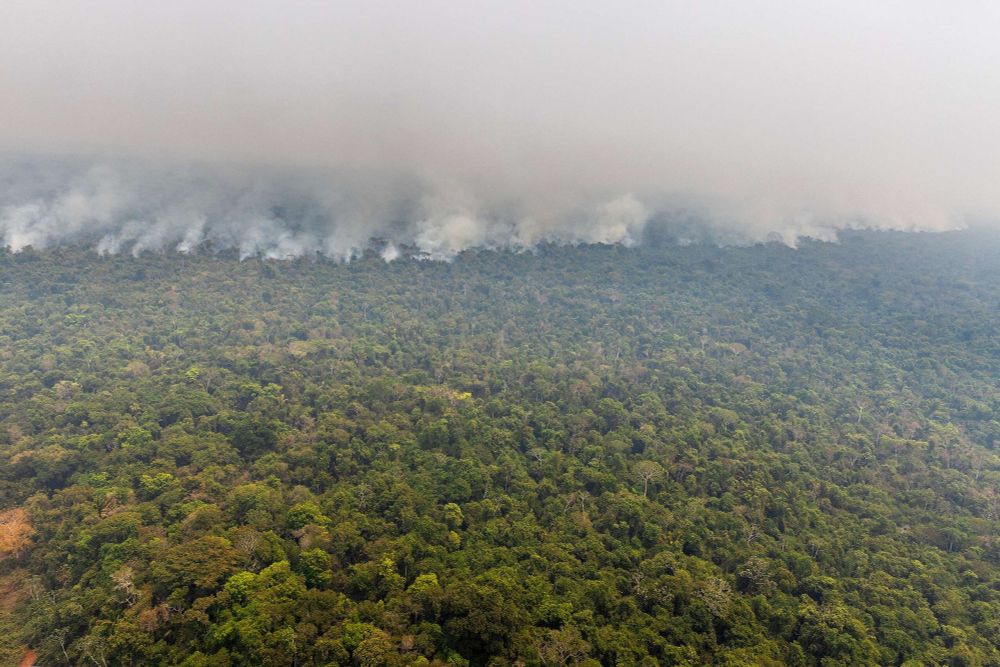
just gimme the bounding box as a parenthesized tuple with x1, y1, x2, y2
(0, 157, 654, 259)
(1, 1, 998, 257)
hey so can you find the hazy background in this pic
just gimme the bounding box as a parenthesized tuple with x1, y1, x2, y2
(1, 0, 998, 257)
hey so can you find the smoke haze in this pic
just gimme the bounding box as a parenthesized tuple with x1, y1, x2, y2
(2, 1, 999, 257)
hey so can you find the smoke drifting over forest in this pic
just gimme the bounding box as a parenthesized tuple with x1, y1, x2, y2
(0, 158, 657, 259)
(2, 1, 999, 258)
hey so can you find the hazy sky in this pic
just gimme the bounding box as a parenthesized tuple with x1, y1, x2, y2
(1, 1, 999, 254)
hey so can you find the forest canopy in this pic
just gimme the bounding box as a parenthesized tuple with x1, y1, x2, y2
(0, 230, 998, 666)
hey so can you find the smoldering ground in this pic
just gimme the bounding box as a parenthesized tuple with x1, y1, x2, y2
(0, 157, 657, 259)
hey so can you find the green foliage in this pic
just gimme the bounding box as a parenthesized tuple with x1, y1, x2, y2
(296, 548, 333, 588)
(1, 232, 999, 665)
(285, 501, 329, 530)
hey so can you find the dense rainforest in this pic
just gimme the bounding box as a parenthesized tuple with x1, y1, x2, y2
(0, 230, 999, 666)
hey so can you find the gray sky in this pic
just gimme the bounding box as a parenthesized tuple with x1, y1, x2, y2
(2, 1, 999, 254)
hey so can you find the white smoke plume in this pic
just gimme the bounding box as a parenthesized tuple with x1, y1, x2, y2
(1, 1, 997, 256)
(0, 158, 654, 259)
